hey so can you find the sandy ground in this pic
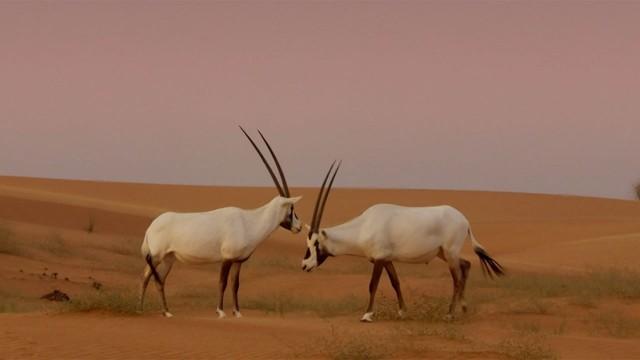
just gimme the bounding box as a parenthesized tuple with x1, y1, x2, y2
(1, 175, 640, 359)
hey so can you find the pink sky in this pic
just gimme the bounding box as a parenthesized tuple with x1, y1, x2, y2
(1, 1, 639, 199)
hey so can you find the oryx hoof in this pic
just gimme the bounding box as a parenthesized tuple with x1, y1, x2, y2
(398, 309, 406, 319)
(360, 312, 374, 323)
(216, 308, 227, 319)
(233, 309, 243, 318)
(163, 311, 174, 318)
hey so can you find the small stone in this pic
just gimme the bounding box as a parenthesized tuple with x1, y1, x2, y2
(40, 290, 70, 302)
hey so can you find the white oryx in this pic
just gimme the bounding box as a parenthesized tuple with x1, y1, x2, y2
(139, 127, 303, 318)
(301, 162, 504, 322)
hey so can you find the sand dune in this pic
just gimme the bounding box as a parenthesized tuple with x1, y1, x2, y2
(1, 176, 640, 359)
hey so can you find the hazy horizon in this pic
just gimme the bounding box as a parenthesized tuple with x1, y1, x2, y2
(1, 2, 639, 200)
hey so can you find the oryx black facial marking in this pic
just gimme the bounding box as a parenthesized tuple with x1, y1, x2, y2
(299, 158, 505, 324)
(302, 162, 340, 271)
(137, 128, 303, 319)
(240, 126, 302, 233)
(280, 205, 296, 231)
(303, 239, 323, 260)
(316, 240, 330, 265)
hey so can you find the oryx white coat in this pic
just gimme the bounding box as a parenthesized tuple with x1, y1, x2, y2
(139, 127, 303, 318)
(142, 196, 301, 265)
(302, 163, 504, 322)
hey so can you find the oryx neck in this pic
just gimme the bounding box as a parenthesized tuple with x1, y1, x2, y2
(321, 219, 365, 257)
(248, 197, 286, 242)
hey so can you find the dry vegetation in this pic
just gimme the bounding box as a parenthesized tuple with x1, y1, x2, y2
(2, 180, 640, 358)
(321, 327, 390, 360)
(0, 290, 24, 313)
(496, 332, 557, 360)
(590, 310, 640, 338)
(242, 293, 363, 317)
(0, 225, 21, 256)
(63, 289, 143, 315)
(485, 269, 640, 300)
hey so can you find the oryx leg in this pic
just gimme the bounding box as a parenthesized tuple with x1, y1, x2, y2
(438, 248, 464, 320)
(361, 261, 384, 323)
(216, 260, 233, 318)
(138, 264, 153, 313)
(459, 258, 471, 313)
(445, 259, 462, 321)
(231, 261, 243, 318)
(383, 262, 407, 318)
(155, 254, 176, 317)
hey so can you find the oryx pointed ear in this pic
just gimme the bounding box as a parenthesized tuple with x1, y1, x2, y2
(285, 195, 302, 204)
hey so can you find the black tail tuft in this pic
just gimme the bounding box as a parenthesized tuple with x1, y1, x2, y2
(145, 254, 163, 285)
(474, 248, 505, 279)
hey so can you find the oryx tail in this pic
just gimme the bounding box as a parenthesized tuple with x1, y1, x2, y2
(141, 235, 162, 285)
(468, 228, 504, 278)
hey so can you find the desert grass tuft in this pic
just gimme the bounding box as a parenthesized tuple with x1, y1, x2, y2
(0, 299, 40, 313)
(85, 215, 95, 233)
(241, 294, 363, 317)
(552, 319, 568, 336)
(506, 298, 551, 315)
(64, 289, 143, 315)
(484, 272, 571, 298)
(322, 326, 389, 360)
(475, 268, 640, 302)
(398, 322, 468, 342)
(37, 233, 72, 257)
(106, 239, 140, 257)
(513, 321, 542, 334)
(590, 310, 640, 338)
(377, 293, 451, 322)
(0, 290, 43, 313)
(580, 269, 640, 299)
(246, 256, 299, 271)
(496, 333, 557, 360)
(0, 226, 23, 256)
(0, 297, 19, 313)
(569, 294, 597, 308)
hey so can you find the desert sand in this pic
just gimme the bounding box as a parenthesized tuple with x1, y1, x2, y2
(1, 175, 640, 359)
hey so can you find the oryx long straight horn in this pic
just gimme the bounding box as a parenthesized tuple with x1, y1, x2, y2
(301, 167, 504, 323)
(239, 126, 285, 197)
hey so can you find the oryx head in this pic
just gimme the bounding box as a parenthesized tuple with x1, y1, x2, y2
(240, 126, 303, 233)
(302, 161, 340, 272)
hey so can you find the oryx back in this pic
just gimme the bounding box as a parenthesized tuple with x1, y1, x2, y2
(359, 204, 470, 263)
(145, 207, 247, 264)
